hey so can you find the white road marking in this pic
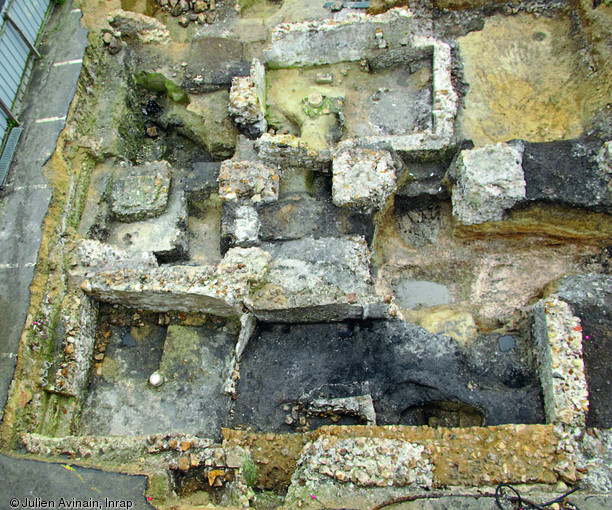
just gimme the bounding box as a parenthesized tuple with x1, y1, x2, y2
(0, 262, 37, 269)
(12, 184, 49, 191)
(35, 116, 66, 124)
(53, 59, 83, 67)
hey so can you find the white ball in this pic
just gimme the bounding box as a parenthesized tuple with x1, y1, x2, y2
(149, 372, 164, 387)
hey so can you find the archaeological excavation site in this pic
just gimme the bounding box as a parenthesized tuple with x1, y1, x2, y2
(0, 0, 611, 507)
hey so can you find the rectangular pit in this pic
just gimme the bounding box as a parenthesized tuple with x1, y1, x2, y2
(265, 58, 433, 150)
(80, 306, 239, 439)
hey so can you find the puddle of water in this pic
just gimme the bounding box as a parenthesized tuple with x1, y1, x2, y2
(393, 279, 452, 309)
(498, 334, 517, 352)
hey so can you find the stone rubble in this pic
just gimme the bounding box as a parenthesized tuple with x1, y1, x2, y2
(156, 0, 218, 25)
(21, 432, 252, 507)
(306, 395, 377, 426)
(107, 9, 170, 44)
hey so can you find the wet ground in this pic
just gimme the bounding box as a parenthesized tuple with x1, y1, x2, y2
(81, 309, 238, 439)
(230, 319, 544, 432)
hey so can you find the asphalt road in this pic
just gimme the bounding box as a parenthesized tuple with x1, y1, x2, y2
(0, 453, 153, 510)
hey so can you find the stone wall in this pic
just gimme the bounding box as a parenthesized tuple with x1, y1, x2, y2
(533, 296, 589, 427)
(224, 424, 573, 493)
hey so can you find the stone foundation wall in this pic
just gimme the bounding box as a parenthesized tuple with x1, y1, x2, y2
(533, 296, 589, 426)
(223, 424, 573, 492)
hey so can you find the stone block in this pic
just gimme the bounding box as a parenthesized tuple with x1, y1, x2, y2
(255, 133, 330, 171)
(108, 188, 189, 262)
(332, 148, 397, 210)
(229, 60, 267, 139)
(47, 294, 98, 399)
(80, 247, 271, 318)
(219, 160, 279, 203)
(111, 160, 171, 222)
(246, 236, 380, 322)
(522, 138, 612, 211)
(290, 436, 433, 489)
(555, 273, 612, 428)
(221, 203, 260, 250)
(449, 142, 526, 225)
(75, 239, 158, 271)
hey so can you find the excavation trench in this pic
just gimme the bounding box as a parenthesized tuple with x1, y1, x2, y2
(80, 306, 545, 441)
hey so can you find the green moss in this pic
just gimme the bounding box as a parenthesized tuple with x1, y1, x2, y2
(134, 71, 190, 104)
(67, 155, 95, 231)
(242, 458, 258, 488)
(134, 71, 167, 92)
(302, 95, 344, 122)
(165, 79, 189, 104)
(147, 471, 173, 502)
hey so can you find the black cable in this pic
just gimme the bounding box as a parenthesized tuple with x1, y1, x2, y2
(369, 484, 581, 510)
(494, 483, 581, 510)
(495, 484, 524, 510)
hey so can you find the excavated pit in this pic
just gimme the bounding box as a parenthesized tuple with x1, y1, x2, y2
(4, 1, 612, 507)
(230, 320, 544, 432)
(81, 306, 238, 439)
(80, 311, 545, 439)
(266, 58, 433, 149)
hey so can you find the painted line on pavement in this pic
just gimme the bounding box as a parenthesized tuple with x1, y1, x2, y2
(53, 59, 83, 67)
(0, 262, 37, 269)
(12, 184, 49, 192)
(35, 116, 66, 124)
